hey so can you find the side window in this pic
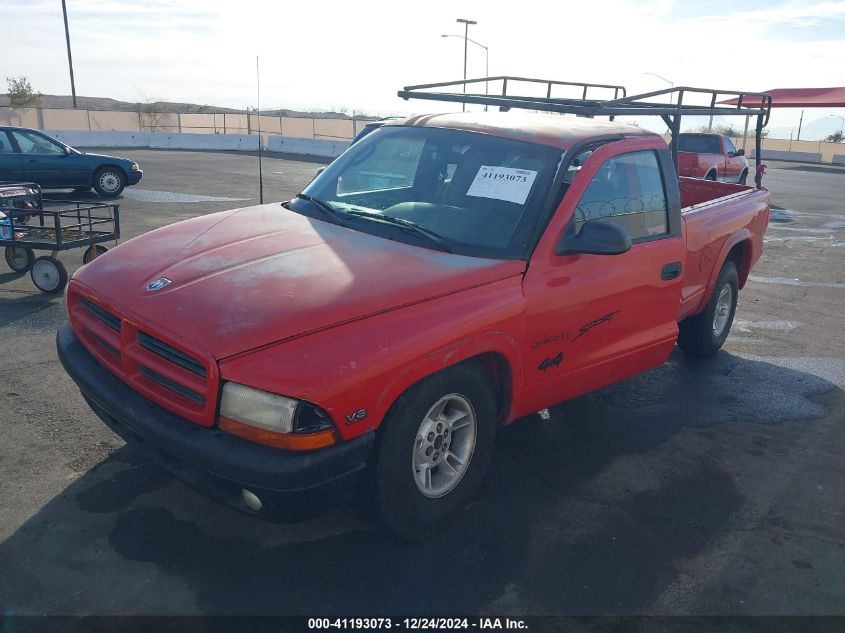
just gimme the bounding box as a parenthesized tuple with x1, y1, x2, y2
(337, 135, 424, 194)
(0, 132, 15, 153)
(9, 130, 65, 156)
(724, 137, 737, 155)
(574, 150, 669, 240)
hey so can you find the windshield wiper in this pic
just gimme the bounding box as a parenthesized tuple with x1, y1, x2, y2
(294, 194, 348, 225)
(344, 210, 453, 253)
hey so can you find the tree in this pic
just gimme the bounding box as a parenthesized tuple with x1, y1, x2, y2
(136, 93, 170, 132)
(826, 130, 844, 143)
(6, 76, 41, 107)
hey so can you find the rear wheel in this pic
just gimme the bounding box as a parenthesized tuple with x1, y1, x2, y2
(82, 244, 108, 264)
(30, 256, 68, 294)
(370, 362, 497, 540)
(677, 260, 738, 357)
(93, 167, 125, 197)
(705, 170, 717, 181)
(4, 246, 35, 273)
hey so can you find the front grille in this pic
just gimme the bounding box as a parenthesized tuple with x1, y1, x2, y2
(69, 287, 217, 427)
(90, 332, 120, 358)
(81, 298, 121, 332)
(139, 366, 205, 404)
(138, 331, 207, 378)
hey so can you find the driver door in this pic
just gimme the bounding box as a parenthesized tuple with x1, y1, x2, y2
(520, 138, 685, 413)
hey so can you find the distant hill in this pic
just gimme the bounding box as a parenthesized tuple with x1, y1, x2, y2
(767, 116, 844, 141)
(0, 93, 366, 120)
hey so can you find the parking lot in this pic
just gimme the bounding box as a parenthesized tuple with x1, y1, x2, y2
(0, 149, 843, 615)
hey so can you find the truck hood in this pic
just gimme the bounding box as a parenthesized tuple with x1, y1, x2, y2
(72, 204, 525, 359)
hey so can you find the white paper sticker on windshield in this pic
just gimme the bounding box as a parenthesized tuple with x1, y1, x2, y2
(466, 166, 538, 205)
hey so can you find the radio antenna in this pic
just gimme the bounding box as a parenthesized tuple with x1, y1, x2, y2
(256, 55, 264, 204)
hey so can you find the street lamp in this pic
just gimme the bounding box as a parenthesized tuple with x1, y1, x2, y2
(441, 33, 488, 110)
(455, 18, 477, 112)
(643, 72, 673, 89)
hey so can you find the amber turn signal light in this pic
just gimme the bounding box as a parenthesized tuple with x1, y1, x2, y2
(219, 416, 336, 451)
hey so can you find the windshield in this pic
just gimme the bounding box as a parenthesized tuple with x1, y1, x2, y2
(292, 126, 563, 259)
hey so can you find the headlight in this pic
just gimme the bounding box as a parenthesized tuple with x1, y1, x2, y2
(219, 382, 335, 450)
(131, 162, 141, 171)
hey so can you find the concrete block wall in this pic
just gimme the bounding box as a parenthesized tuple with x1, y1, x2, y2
(47, 130, 260, 151)
(45, 130, 347, 158)
(749, 149, 822, 163)
(267, 136, 349, 158)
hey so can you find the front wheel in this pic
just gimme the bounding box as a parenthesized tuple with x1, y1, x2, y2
(93, 167, 125, 197)
(370, 362, 497, 540)
(30, 256, 68, 294)
(677, 260, 738, 357)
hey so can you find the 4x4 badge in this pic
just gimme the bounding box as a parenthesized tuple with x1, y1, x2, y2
(146, 278, 171, 291)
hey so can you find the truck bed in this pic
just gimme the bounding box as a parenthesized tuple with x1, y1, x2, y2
(677, 177, 771, 321)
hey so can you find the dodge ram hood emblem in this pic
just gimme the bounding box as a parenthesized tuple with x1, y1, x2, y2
(146, 278, 172, 291)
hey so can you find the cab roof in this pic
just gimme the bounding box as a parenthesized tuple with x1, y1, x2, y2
(384, 111, 660, 151)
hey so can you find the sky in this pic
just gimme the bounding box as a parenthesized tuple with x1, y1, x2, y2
(2, 0, 845, 137)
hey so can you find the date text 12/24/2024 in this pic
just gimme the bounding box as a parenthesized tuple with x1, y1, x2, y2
(308, 618, 528, 630)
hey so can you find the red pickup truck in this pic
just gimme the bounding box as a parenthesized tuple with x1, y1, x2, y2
(57, 94, 770, 539)
(677, 132, 750, 184)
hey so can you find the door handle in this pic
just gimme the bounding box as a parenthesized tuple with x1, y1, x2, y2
(661, 262, 682, 281)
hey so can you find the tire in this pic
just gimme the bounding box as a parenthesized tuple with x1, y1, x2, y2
(82, 244, 108, 264)
(705, 171, 717, 181)
(370, 362, 497, 540)
(4, 246, 35, 273)
(30, 256, 68, 294)
(738, 169, 748, 185)
(93, 167, 125, 197)
(677, 260, 739, 357)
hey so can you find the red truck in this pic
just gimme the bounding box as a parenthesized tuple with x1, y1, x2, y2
(57, 79, 772, 539)
(677, 132, 750, 184)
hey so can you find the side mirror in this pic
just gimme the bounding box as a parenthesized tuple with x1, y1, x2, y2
(314, 167, 326, 177)
(736, 148, 745, 157)
(556, 219, 632, 256)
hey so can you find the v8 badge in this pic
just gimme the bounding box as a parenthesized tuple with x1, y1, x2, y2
(345, 408, 367, 425)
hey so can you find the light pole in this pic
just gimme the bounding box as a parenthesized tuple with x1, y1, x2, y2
(830, 115, 845, 139)
(644, 72, 677, 129)
(455, 18, 477, 112)
(441, 33, 488, 110)
(61, 0, 77, 108)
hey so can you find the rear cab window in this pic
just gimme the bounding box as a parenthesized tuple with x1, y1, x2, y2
(677, 134, 721, 154)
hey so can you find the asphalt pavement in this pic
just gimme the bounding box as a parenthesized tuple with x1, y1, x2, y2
(0, 150, 843, 616)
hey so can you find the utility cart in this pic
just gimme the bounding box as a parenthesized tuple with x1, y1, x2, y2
(0, 182, 120, 294)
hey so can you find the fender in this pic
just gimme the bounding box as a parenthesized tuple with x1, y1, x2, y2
(700, 228, 752, 309)
(373, 330, 524, 429)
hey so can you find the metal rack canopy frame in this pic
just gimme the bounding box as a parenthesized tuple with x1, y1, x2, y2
(398, 76, 772, 168)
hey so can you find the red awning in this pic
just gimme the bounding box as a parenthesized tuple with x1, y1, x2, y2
(720, 87, 845, 108)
